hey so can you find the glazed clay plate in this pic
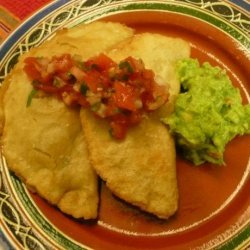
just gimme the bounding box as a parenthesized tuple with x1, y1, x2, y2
(0, 0, 249, 249)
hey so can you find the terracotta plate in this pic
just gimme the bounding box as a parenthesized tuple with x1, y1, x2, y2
(0, 0, 249, 249)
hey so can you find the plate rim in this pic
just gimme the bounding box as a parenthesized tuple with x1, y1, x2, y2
(0, 0, 249, 249)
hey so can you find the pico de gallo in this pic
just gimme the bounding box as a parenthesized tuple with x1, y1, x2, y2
(24, 53, 169, 139)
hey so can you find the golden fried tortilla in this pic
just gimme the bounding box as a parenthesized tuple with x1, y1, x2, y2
(81, 110, 178, 219)
(17, 21, 134, 65)
(1, 21, 134, 219)
(2, 69, 97, 219)
(80, 33, 190, 219)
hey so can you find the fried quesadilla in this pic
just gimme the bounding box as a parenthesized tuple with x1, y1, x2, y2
(80, 33, 191, 219)
(1, 22, 134, 219)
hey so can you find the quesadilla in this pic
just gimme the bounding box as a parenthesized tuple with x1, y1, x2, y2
(80, 33, 190, 219)
(1, 21, 134, 219)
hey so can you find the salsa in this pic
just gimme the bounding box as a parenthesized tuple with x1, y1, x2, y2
(24, 53, 168, 139)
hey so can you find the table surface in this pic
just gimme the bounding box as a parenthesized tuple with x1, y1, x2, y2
(0, 0, 51, 43)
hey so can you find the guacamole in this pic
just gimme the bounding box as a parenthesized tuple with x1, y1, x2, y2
(162, 58, 250, 165)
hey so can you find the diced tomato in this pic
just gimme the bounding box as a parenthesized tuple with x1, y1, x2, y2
(36, 84, 59, 94)
(40, 71, 54, 84)
(91, 53, 115, 71)
(151, 84, 169, 109)
(24, 63, 41, 81)
(98, 73, 111, 89)
(125, 57, 143, 72)
(58, 84, 74, 95)
(110, 114, 129, 140)
(83, 71, 100, 93)
(51, 54, 74, 73)
(24, 57, 39, 65)
(77, 94, 89, 107)
(24, 57, 57, 84)
(142, 69, 154, 80)
(113, 81, 137, 111)
(111, 113, 128, 125)
(24, 57, 42, 81)
(111, 123, 127, 140)
(110, 122, 126, 140)
(128, 111, 142, 125)
(105, 100, 118, 117)
(140, 91, 155, 111)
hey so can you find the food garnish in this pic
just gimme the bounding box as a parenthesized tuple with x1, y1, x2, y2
(26, 88, 38, 107)
(24, 53, 168, 139)
(162, 58, 250, 165)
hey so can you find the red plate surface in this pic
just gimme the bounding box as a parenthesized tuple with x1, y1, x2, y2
(28, 11, 250, 250)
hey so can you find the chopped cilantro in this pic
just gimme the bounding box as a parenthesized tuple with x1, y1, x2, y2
(80, 83, 89, 96)
(119, 61, 134, 73)
(91, 64, 100, 70)
(26, 88, 38, 107)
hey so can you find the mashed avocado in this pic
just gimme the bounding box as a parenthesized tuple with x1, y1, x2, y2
(162, 58, 250, 165)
